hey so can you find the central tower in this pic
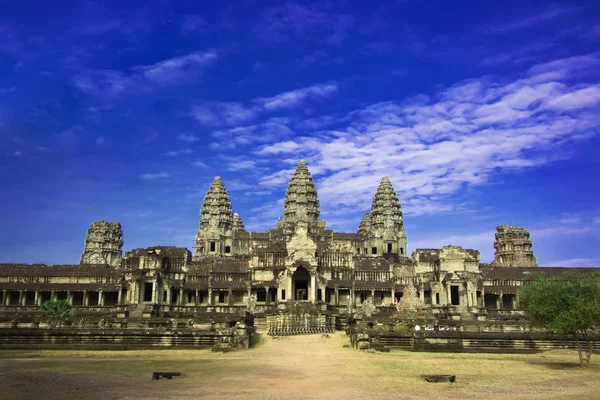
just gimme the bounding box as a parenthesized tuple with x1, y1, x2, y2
(277, 160, 326, 232)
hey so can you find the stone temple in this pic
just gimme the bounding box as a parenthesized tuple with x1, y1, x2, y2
(0, 160, 596, 331)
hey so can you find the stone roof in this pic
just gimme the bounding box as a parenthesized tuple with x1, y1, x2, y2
(125, 246, 190, 258)
(358, 212, 371, 235)
(233, 213, 246, 232)
(332, 232, 362, 241)
(369, 176, 404, 232)
(198, 176, 233, 232)
(0, 264, 119, 277)
(282, 160, 321, 223)
(188, 257, 249, 273)
(0, 282, 122, 291)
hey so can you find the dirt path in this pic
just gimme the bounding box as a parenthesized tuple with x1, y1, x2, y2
(1, 332, 599, 400)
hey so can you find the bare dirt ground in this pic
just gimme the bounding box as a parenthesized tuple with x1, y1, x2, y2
(1, 332, 600, 400)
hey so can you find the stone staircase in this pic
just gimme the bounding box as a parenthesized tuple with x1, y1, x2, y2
(129, 303, 146, 319)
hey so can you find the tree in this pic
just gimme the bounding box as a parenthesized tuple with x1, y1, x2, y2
(41, 299, 75, 322)
(518, 275, 600, 367)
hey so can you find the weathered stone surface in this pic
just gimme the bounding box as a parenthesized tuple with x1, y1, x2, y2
(492, 225, 538, 267)
(278, 160, 326, 230)
(80, 221, 123, 266)
(232, 213, 246, 232)
(369, 176, 404, 233)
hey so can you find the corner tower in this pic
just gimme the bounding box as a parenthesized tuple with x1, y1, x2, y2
(362, 176, 407, 256)
(492, 225, 538, 267)
(80, 221, 123, 266)
(194, 176, 234, 257)
(278, 160, 326, 231)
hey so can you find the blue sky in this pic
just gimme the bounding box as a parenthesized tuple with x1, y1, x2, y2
(1, 1, 600, 266)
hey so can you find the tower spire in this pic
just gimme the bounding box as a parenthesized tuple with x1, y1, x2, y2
(369, 176, 404, 232)
(278, 160, 326, 230)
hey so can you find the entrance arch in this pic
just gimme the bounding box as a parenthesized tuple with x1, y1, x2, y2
(292, 267, 311, 301)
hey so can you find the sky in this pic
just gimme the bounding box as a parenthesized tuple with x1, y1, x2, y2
(1, 0, 600, 266)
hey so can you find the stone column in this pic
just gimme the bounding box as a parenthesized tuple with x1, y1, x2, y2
(151, 282, 157, 304)
(228, 288, 233, 306)
(83, 290, 89, 306)
(117, 289, 122, 305)
(264, 287, 270, 305)
(51, 290, 56, 301)
(195, 290, 199, 306)
(67, 291, 72, 305)
(34, 291, 39, 306)
(208, 288, 213, 306)
(370, 289, 375, 303)
(310, 274, 316, 303)
(334, 287, 339, 306)
(99, 290, 104, 306)
(179, 289, 184, 306)
(18, 291, 24, 306)
(497, 293, 502, 310)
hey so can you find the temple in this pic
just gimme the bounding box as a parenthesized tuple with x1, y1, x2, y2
(0, 160, 597, 328)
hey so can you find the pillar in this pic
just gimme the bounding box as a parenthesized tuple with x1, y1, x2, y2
(151, 282, 157, 304)
(83, 290, 89, 306)
(179, 289, 184, 306)
(18, 291, 24, 306)
(51, 290, 56, 301)
(117, 289, 122, 305)
(208, 288, 213, 306)
(497, 292, 502, 310)
(34, 291, 39, 306)
(99, 290, 104, 306)
(195, 290, 199, 306)
(370, 289, 375, 303)
(67, 291, 72, 305)
(310, 274, 316, 303)
(264, 287, 269, 305)
(334, 287, 339, 306)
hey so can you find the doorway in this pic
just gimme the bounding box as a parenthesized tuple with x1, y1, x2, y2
(292, 267, 310, 301)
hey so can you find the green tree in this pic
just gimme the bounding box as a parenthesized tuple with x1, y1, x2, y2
(41, 299, 75, 322)
(518, 275, 600, 367)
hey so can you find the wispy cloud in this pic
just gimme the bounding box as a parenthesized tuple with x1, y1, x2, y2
(191, 101, 256, 126)
(72, 50, 218, 99)
(210, 120, 293, 150)
(166, 149, 193, 157)
(253, 3, 354, 47)
(177, 133, 199, 143)
(133, 50, 217, 84)
(247, 53, 600, 222)
(486, 6, 579, 34)
(228, 160, 256, 170)
(255, 83, 337, 110)
(140, 172, 169, 180)
(191, 160, 208, 168)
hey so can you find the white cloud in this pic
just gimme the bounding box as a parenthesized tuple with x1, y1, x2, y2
(133, 51, 217, 84)
(211, 120, 293, 150)
(73, 50, 217, 99)
(177, 133, 199, 143)
(166, 148, 193, 157)
(228, 160, 256, 170)
(256, 83, 337, 110)
(191, 101, 256, 126)
(249, 52, 600, 221)
(140, 172, 169, 180)
(486, 6, 579, 34)
(191, 160, 208, 168)
(257, 141, 300, 154)
(13, 151, 23, 156)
